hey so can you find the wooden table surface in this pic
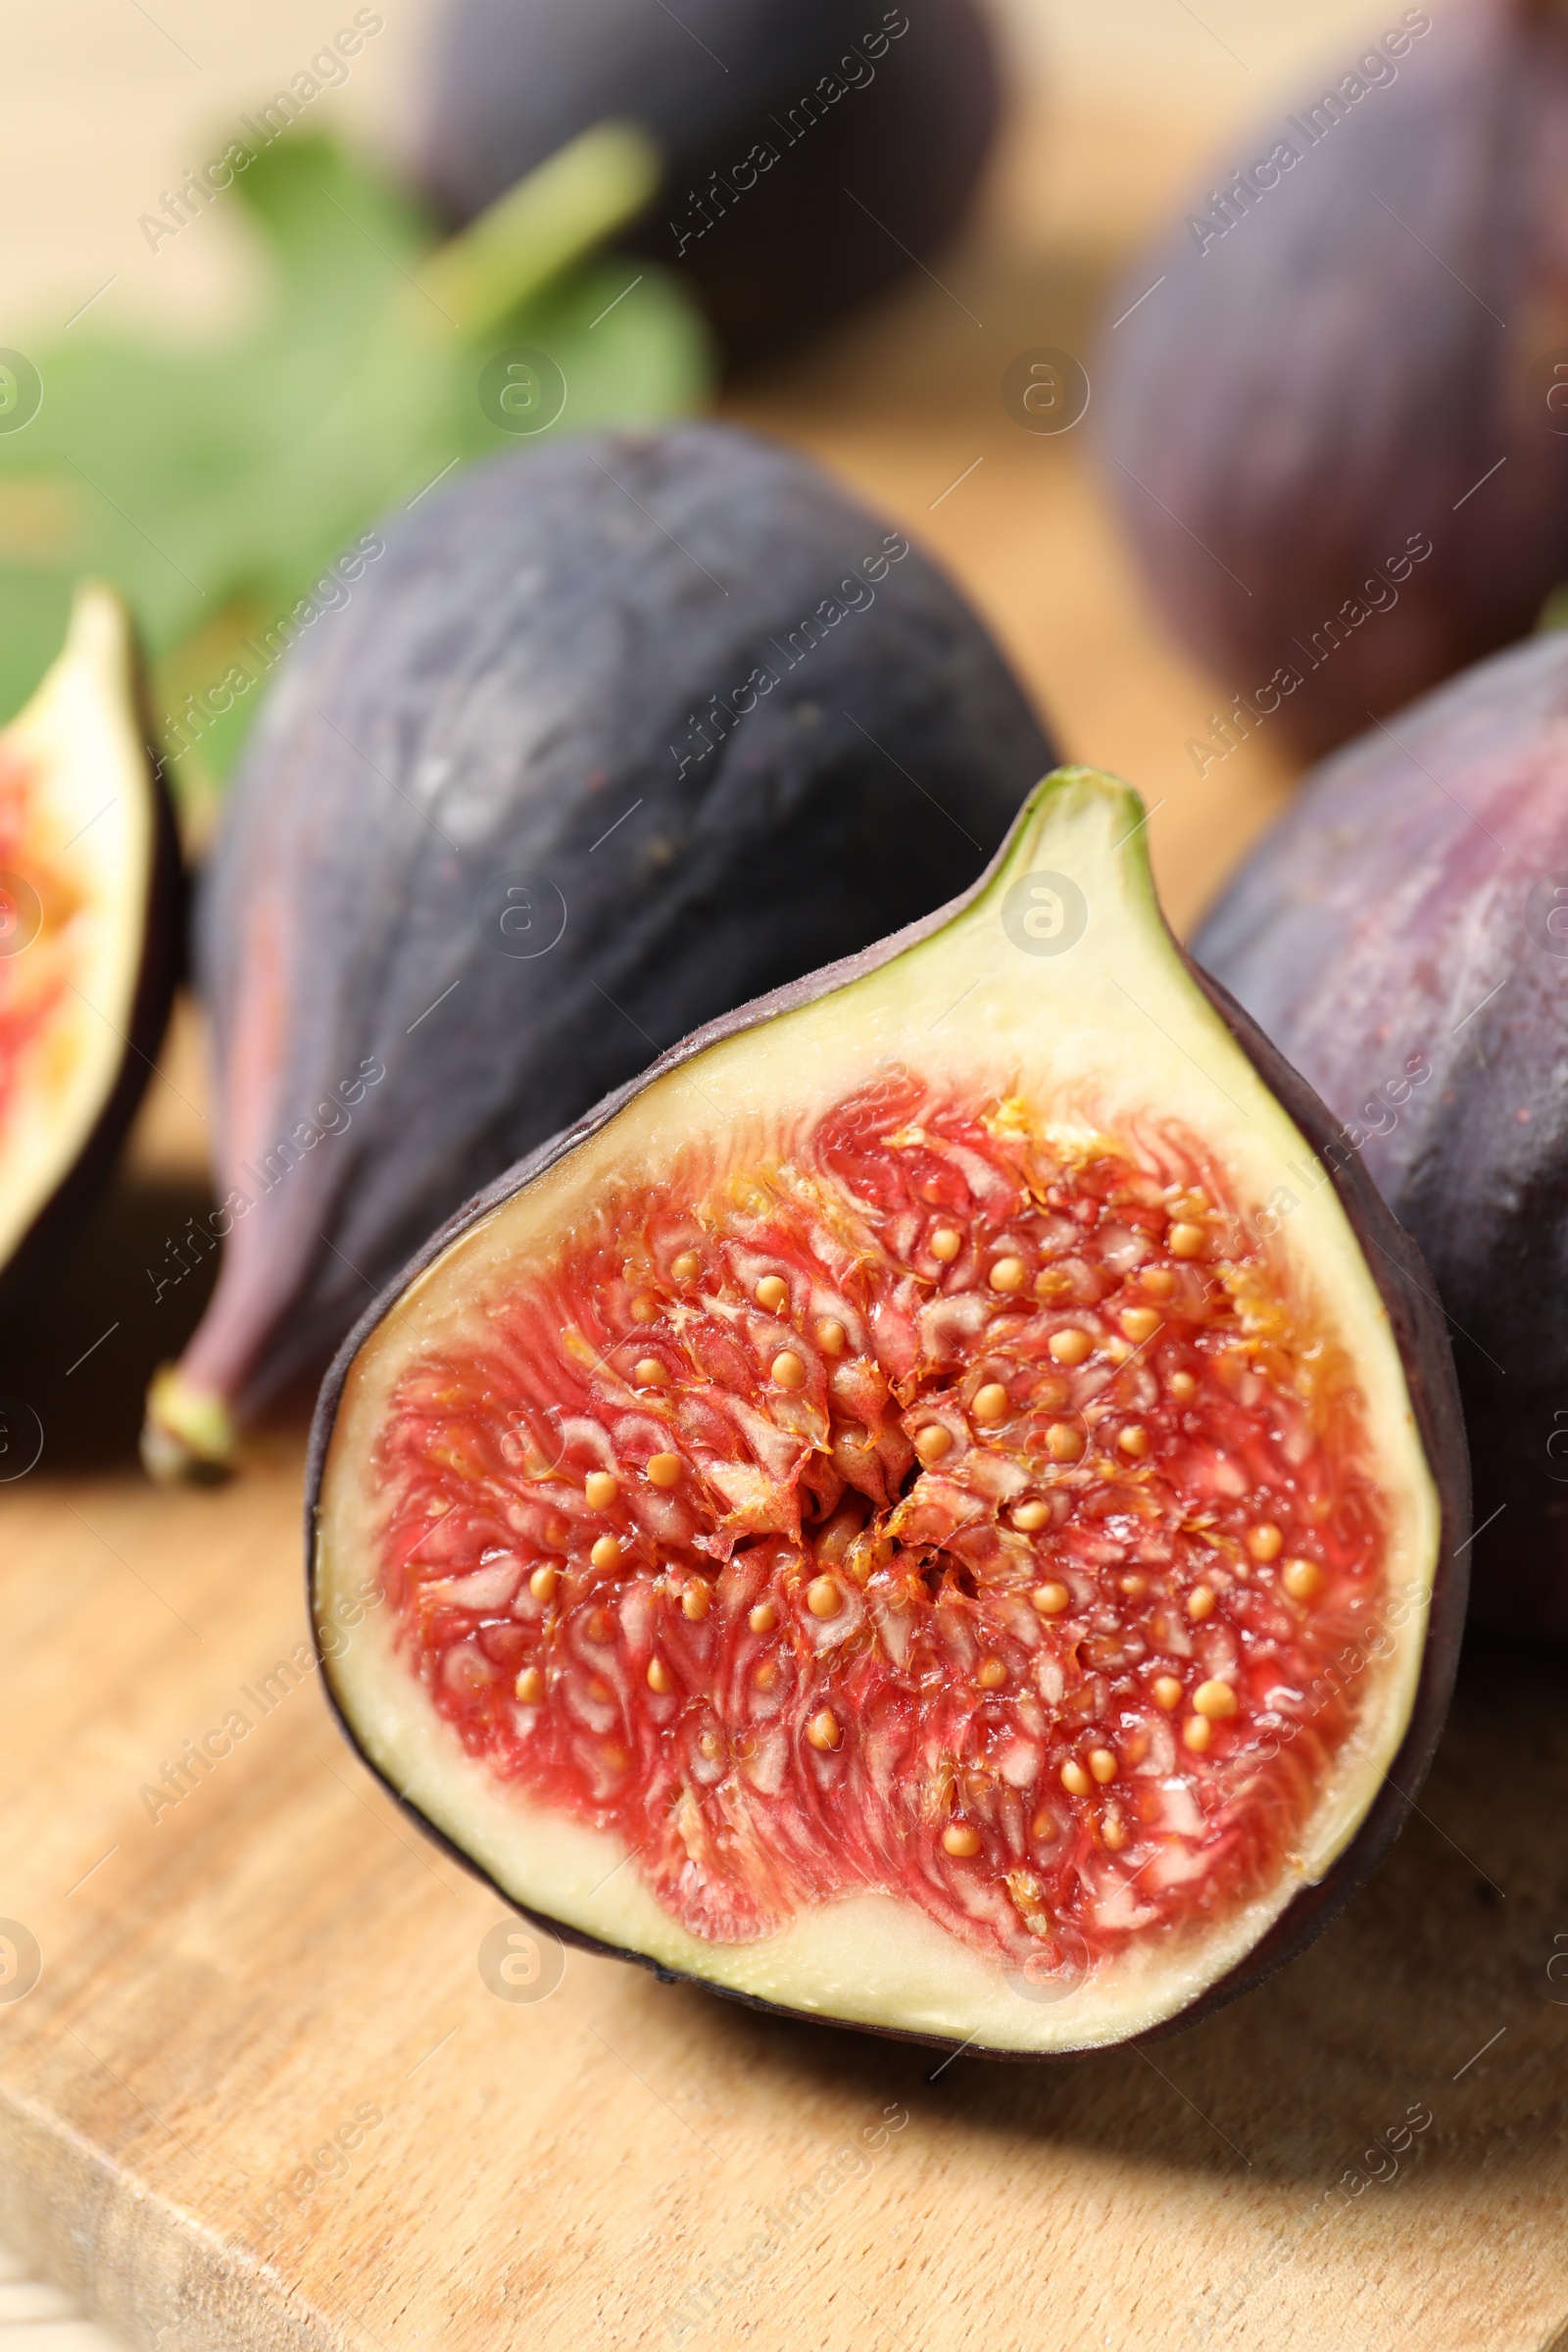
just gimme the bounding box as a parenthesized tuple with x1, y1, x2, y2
(2, 5, 1566, 2347)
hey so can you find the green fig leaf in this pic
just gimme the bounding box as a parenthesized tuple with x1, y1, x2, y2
(227, 130, 433, 323)
(0, 125, 710, 805)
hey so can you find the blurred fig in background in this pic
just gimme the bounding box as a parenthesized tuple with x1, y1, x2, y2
(1097, 0, 1568, 760)
(413, 0, 1002, 362)
(142, 422, 1056, 1480)
(0, 586, 179, 1318)
(1196, 628, 1568, 1635)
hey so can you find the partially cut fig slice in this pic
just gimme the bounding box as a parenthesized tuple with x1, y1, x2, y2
(0, 585, 178, 1305)
(310, 768, 1467, 2056)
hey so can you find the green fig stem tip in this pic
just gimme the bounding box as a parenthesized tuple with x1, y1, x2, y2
(414, 119, 665, 340)
(141, 1365, 238, 1486)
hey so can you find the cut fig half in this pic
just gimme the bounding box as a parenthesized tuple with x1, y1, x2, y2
(309, 767, 1467, 2057)
(0, 584, 179, 1307)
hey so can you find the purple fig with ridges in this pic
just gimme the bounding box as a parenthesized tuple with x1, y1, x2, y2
(1098, 0, 1568, 759)
(1197, 626, 1568, 1630)
(143, 423, 1056, 1479)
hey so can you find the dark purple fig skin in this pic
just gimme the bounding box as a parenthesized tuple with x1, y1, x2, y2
(1096, 0, 1568, 760)
(1198, 625, 1568, 1634)
(306, 780, 1469, 2060)
(177, 422, 1054, 1435)
(413, 0, 1000, 363)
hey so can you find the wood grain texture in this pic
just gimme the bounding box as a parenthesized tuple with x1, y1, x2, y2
(2, 3, 1567, 2347)
(1, 1435, 1566, 2352)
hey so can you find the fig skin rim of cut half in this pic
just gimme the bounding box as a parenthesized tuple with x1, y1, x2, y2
(304, 764, 1469, 2060)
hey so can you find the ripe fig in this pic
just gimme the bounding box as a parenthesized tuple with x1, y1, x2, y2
(309, 766, 1466, 2057)
(413, 0, 1001, 361)
(143, 423, 1054, 1481)
(1097, 0, 1568, 760)
(1196, 627, 1568, 1636)
(0, 585, 179, 1312)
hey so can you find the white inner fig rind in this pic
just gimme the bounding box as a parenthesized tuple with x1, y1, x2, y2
(0, 585, 158, 1272)
(314, 769, 1442, 2054)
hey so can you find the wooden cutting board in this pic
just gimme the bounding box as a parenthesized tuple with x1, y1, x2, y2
(3, 8, 1567, 2347)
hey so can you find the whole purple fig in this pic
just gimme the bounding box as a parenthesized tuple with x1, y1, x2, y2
(1098, 0, 1568, 760)
(1196, 627, 1568, 1632)
(141, 424, 1055, 1481)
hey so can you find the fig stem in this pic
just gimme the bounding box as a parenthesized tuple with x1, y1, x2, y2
(141, 1365, 238, 1486)
(412, 120, 665, 340)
